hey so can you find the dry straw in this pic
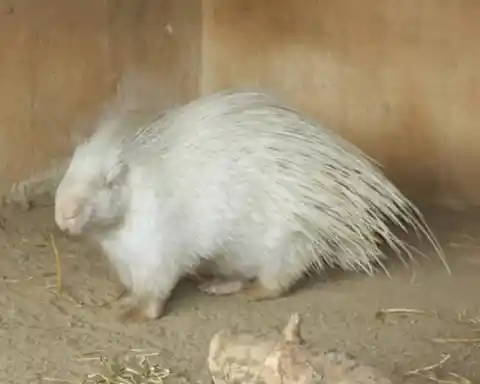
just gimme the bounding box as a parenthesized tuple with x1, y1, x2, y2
(377, 308, 476, 383)
(82, 353, 171, 384)
(49, 231, 63, 294)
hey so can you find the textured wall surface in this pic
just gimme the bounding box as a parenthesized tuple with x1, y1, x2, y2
(0, 0, 201, 200)
(2, 0, 480, 208)
(202, 0, 480, 207)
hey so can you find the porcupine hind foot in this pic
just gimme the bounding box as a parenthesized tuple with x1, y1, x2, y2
(198, 278, 246, 296)
(198, 277, 289, 300)
(238, 236, 310, 302)
(194, 256, 250, 295)
(239, 278, 291, 301)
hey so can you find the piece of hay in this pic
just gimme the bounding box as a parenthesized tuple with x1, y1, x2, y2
(375, 308, 475, 382)
(208, 313, 393, 384)
(48, 232, 62, 294)
(431, 337, 480, 344)
(405, 354, 471, 384)
(405, 353, 450, 376)
(375, 308, 438, 323)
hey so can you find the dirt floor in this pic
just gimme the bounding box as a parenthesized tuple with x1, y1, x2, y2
(1, 200, 480, 384)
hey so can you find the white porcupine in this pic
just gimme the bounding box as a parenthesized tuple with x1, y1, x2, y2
(54, 90, 449, 321)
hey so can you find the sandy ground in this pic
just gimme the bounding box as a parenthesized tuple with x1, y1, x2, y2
(1, 200, 480, 384)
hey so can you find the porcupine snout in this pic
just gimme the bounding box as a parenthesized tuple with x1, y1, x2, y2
(54, 179, 94, 236)
(55, 198, 89, 235)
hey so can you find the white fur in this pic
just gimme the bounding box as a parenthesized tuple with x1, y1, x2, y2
(54, 90, 449, 312)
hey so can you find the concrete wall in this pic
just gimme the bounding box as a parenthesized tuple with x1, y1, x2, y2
(0, 0, 201, 202)
(3, 0, 480, 209)
(202, 0, 480, 208)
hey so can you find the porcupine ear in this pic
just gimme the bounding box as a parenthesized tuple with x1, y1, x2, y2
(105, 161, 129, 186)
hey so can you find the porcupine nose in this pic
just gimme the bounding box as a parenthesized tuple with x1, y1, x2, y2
(54, 200, 80, 234)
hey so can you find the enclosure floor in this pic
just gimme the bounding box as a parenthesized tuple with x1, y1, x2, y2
(0, 203, 479, 383)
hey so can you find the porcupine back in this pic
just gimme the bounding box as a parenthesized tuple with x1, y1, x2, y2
(118, 90, 449, 276)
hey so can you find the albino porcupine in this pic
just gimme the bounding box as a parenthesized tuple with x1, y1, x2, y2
(54, 89, 448, 322)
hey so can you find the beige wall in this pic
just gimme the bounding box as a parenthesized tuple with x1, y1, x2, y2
(2, 0, 480, 209)
(202, 0, 480, 208)
(0, 0, 201, 200)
